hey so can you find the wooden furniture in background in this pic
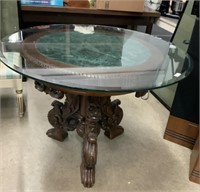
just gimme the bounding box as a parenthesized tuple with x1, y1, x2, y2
(164, 16, 199, 149)
(20, 5, 160, 34)
(189, 136, 200, 184)
(164, 14, 199, 184)
(164, 116, 198, 149)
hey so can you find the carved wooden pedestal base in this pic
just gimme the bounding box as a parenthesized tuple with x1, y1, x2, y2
(35, 81, 124, 187)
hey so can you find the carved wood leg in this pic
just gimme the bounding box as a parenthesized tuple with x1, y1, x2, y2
(35, 81, 80, 142)
(77, 96, 101, 188)
(47, 100, 68, 141)
(101, 97, 124, 139)
(81, 133, 98, 188)
(77, 96, 124, 187)
(47, 94, 80, 142)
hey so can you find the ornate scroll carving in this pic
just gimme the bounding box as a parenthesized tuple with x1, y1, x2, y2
(34, 82, 125, 187)
(101, 97, 124, 139)
(79, 97, 124, 187)
(35, 81, 64, 99)
(47, 100, 68, 141)
(34, 81, 81, 141)
(47, 94, 80, 141)
(80, 101, 101, 188)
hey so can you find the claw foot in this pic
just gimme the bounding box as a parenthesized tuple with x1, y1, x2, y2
(81, 163, 95, 188)
(46, 128, 68, 142)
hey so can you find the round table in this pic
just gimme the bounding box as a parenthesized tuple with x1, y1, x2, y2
(0, 24, 192, 188)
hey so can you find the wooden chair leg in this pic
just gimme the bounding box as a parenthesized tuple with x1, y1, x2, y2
(16, 89, 24, 117)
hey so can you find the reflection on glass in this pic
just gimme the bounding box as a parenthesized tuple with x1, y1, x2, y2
(0, 24, 193, 92)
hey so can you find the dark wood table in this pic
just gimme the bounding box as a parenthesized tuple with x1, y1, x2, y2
(20, 5, 160, 34)
(2, 24, 192, 188)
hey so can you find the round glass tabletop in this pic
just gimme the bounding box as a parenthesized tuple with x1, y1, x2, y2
(0, 24, 192, 92)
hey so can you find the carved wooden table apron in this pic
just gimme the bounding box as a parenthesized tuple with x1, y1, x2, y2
(35, 81, 131, 188)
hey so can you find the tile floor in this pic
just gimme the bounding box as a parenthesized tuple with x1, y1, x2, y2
(0, 79, 199, 192)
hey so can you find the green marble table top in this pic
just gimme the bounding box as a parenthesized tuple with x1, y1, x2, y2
(0, 24, 192, 92)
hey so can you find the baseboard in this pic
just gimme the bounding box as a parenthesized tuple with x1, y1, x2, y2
(164, 115, 199, 149)
(189, 136, 200, 184)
